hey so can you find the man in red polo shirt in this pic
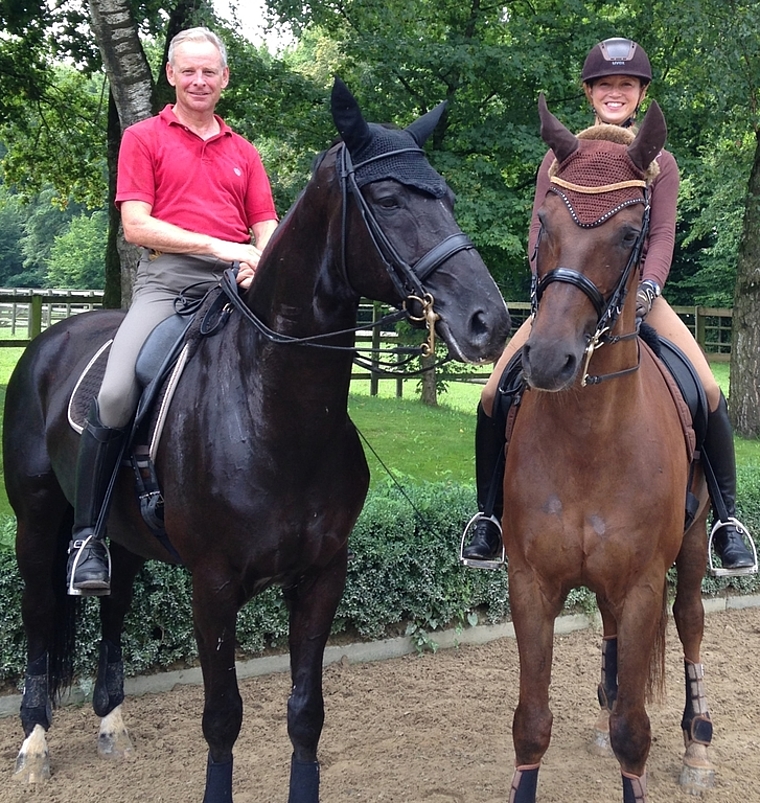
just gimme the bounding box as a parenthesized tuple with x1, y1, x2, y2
(67, 26, 278, 596)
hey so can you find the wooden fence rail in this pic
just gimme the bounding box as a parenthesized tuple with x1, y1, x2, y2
(0, 290, 734, 397)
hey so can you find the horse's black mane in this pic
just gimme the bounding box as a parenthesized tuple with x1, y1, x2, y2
(639, 321, 661, 357)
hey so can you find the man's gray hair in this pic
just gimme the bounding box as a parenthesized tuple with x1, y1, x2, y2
(168, 27, 228, 68)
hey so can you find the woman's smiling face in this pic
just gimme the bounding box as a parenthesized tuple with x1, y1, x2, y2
(585, 74, 647, 126)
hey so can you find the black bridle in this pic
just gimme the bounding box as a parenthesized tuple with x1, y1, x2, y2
(338, 143, 476, 356)
(531, 187, 651, 386)
(216, 142, 475, 369)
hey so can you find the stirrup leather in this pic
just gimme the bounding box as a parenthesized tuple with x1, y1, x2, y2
(707, 518, 758, 577)
(459, 513, 505, 570)
(67, 534, 112, 597)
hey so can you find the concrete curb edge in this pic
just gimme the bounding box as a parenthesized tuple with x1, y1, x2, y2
(1, 592, 757, 720)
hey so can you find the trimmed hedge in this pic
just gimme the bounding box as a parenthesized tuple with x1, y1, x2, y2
(0, 475, 758, 690)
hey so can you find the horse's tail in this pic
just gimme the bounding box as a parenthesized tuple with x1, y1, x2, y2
(49, 514, 78, 704)
(646, 582, 669, 704)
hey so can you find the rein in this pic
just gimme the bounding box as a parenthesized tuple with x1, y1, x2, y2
(532, 187, 650, 387)
(217, 271, 452, 376)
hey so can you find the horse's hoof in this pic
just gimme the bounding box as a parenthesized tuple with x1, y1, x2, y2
(679, 743, 715, 796)
(98, 707, 135, 759)
(588, 710, 614, 757)
(14, 724, 51, 783)
(589, 727, 614, 757)
(679, 764, 715, 796)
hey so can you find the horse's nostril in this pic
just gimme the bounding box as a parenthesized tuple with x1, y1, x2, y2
(471, 310, 488, 337)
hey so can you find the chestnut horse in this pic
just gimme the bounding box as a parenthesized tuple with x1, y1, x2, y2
(504, 97, 714, 803)
(2, 79, 510, 802)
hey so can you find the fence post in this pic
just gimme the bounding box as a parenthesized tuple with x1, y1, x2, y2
(695, 306, 706, 351)
(370, 301, 381, 396)
(28, 294, 43, 339)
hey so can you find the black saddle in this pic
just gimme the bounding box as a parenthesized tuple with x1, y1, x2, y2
(641, 326, 708, 447)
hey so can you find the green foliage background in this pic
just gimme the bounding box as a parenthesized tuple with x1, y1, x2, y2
(1, 0, 759, 303)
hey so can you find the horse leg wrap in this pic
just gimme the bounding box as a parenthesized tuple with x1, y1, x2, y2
(288, 755, 320, 803)
(622, 770, 647, 803)
(93, 639, 125, 718)
(681, 660, 713, 746)
(203, 754, 233, 803)
(20, 653, 52, 736)
(509, 763, 540, 803)
(597, 636, 618, 711)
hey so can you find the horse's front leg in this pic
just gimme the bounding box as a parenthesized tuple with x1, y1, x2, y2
(612, 581, 668, 803)
(192, 569, 244, 803)
(508, 567, 564, 803)
(673, 509, 715, 794)
(284, 548, 348, 803)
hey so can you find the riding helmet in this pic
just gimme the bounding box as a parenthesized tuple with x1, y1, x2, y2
(581, 38, 652, 85)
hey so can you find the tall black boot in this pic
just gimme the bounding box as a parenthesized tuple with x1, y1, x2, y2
(66, 401, 128, 596)
(460, 402, 507, 565)
(703, 394, 757, 573)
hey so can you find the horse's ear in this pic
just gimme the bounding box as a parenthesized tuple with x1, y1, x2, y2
(405, 101, 447, 146)
(331, 77, 372, 154)
(538, 93, 578, 164)
(628, 101, 667, 172)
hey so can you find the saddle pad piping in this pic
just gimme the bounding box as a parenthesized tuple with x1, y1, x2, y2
(67, 340, 113, 434)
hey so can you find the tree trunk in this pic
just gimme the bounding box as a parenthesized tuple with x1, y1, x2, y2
(729, 128, 760, 437)
(88, 0, 154, 306)
(420, 353, 438, 406)
(88, 0, 154, 129)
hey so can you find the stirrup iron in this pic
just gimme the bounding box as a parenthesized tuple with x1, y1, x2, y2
(707, 518, 758, 577)
(459, 513, 505, 570)
(67, 534, 112, 597)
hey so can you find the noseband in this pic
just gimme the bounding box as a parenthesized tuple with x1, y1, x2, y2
(531, 179, 651, 386)
(339, 144, 475, 355)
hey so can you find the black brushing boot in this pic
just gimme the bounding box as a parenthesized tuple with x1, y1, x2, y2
(66, 401, 127, 596)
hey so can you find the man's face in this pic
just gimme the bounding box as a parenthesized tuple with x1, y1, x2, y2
(166, 40, 229, 116)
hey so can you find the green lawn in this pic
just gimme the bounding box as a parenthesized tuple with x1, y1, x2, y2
(0, 348, 758, 520)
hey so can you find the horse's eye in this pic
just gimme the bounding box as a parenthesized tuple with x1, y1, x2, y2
(621, 228, 640, 246)
(375, 195, 401, 211)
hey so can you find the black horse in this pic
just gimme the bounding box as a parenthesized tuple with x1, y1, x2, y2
(3, 79, 510, 802)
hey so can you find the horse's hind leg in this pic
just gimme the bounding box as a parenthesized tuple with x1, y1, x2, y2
(285, 551, 348, 803)
(590, 601, 618, 758)
(94, 543, 145, 760)
(673, 513, 715, 794)
(13, 484, 73, 783)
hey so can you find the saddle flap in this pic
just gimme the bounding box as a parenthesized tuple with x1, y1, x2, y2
(652, 335, 709, 447)
(135, 313, 192, 387)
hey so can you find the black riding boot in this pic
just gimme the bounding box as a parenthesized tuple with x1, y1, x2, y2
(461, 402, 506, 563)
(66, 401, 127, 596)
(703, 394, 756, 572)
